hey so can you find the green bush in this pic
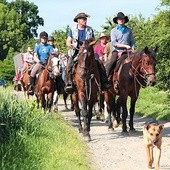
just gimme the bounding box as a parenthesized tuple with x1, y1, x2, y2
(0, 90, 91, 170)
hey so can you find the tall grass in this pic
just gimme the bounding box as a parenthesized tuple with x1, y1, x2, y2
(0, 90, 92, 170)
(136, 87, 170, 121)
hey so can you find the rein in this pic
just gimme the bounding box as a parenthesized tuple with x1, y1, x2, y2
(77, 44, 101, 101)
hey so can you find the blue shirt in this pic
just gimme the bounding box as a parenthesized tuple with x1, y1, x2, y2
(68, 28, 94, 42)
(111, 25, 135, 52)
(34, 43, 54, 64)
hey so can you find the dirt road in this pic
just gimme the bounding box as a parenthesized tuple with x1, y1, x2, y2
(60, 99, 170, 170)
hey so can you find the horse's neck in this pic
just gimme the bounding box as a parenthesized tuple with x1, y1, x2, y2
(131, 53, 141, 70)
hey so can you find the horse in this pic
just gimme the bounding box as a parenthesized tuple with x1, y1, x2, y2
(71, 38, 101, 141)
(53, 75, 69, 112)
(20, 64, 32, 99)
(105, 46, 157, 133)
(34, 54, 61, 111)
(52, 53, 74, 112)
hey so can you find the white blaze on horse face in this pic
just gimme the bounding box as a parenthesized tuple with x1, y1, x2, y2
(83, 49, 87, 53)
(51, 57, 60, 76)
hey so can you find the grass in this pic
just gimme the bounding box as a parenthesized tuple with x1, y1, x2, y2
(136, 87, 170, 121)
(0, 89, 92, 170)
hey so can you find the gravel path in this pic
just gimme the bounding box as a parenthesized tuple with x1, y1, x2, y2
(59, 99, 170, 170)
(13, 91, 170, 170)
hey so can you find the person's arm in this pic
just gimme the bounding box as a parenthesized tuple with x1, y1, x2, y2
(33, 53, 40, 63)
(33, 45, 40, 63)
(66, 36, 74, 48)
(66, 28, 75, 49)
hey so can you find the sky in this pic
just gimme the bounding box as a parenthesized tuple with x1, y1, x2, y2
(9, 0, 161, 35)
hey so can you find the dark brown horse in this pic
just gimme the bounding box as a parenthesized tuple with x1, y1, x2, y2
(105, 47, 157, 133)
(71, 39, 101, 141)
(34, 54, 60, 111)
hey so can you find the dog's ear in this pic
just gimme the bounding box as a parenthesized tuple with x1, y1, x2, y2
(159, 124, 164, 131)
(144, 125, 150, 130)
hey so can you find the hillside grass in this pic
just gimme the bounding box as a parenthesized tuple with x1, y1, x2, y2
(0, 89, 92, 170)
(136, 87, 170, 121)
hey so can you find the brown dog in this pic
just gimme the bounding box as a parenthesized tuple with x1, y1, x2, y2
(143, 119, 164, 170)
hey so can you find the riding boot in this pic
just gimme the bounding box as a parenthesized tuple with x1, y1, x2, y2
(65, 57, 74, 94)
(106, 51, 118, 78)
(28, 76, 35, 95)
(96, 59, 111, 91)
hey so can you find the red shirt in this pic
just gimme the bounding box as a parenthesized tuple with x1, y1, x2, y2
(94, 44, 105, 58)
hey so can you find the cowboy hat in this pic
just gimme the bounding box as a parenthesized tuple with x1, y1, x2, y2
(99, 33, 110, 40)
(74, 12, 90, 22)
(113, 12, 129, 24)
(27, 47, 33, 52)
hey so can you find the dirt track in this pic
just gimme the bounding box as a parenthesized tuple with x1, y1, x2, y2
(59, 99, 170, 170)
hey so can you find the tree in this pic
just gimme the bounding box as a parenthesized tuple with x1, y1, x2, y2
(52, 26, 70, 54)
(7, 0, 44, 39)
(0, 3, 26, 60)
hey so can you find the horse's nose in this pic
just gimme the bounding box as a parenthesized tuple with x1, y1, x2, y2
(147, 75, 156, 86)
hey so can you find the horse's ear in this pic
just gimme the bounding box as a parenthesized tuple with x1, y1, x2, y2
(154, 46, 158, 53)
(89, 40, 98, 46)
(144, 46, 149, 54)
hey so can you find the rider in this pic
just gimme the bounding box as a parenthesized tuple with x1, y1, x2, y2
(94, 33, 109, 62)
(106, 12, 135, 78)
(21, 47, 34, 79)
(48, 35, 59, 55)
(28, 31, 54, 95)
(65, 12, 111, 93)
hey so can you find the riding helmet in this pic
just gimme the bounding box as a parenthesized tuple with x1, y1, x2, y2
(48, 36, 55, 41)
(39, 31, 48, 39)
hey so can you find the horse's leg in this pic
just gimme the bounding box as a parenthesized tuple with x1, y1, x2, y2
(70, 95, 74, 111)
(47, 92, 53, 112)
(120, 93, 128, 133)
(72, 93, 82, 132)
(63, 92, 68, 110)
(86, 102, 94, 141)
(53, 91, 58, 112)
(116, 97, 121, 124)
(39, 92, 46, 111)
(129, 96, 137, 131)
(78, 92, 89, 137)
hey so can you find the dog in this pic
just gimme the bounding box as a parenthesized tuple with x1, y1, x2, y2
(143, 118, 164, 170)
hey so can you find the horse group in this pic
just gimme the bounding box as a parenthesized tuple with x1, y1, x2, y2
(21, 39, 157, 141)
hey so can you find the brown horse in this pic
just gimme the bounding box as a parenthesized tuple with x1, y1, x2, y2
(34, 54, 60, 111)
(21, 64, 32, 99)
(71, 39, 101, 141)
(105, 47, 157, 133)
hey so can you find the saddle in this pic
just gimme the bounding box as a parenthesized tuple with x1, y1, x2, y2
(112, 50, 132, 94)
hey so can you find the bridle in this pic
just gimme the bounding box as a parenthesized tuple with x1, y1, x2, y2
(130, 53, 155, 87)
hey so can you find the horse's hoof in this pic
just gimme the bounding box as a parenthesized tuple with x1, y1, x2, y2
(84, 135, 91, 142)
(129, 128, 136, 132)
(113, 120, 119, 128)
(108, 127, 114, 131)
(121, 131, 129, 136)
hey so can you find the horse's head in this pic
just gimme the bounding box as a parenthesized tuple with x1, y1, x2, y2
(46, 54, 61, 77)
(139, 46, 157, 86)
(77, 38, 96, 79)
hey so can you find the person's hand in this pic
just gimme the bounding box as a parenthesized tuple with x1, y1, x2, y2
(70, 44, 75, 49)
(125, 45, 131, 50)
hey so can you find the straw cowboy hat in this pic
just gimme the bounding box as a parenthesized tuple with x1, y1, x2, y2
(74, 12, 90, 22)
(113, 12, 129, 24)
(27, 47, 33, 52)
(99, 33, 110, 40)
